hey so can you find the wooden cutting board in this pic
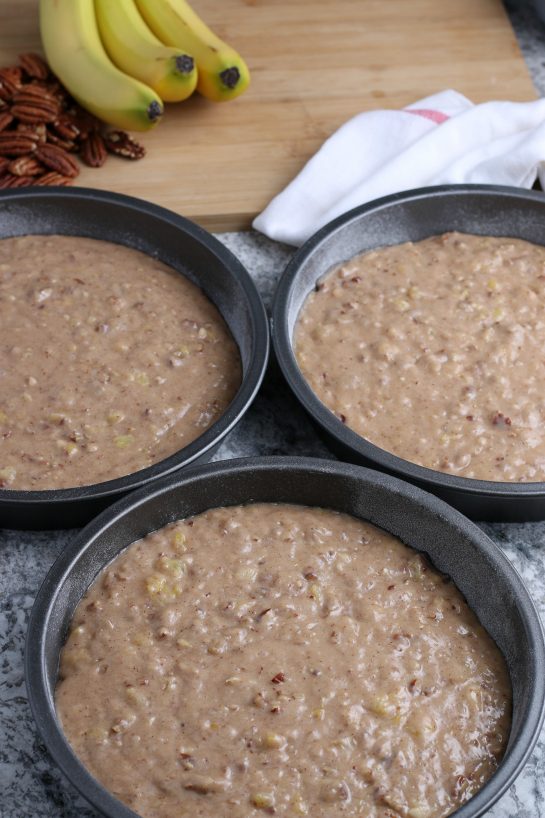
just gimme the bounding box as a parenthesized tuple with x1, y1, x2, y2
(0, 0, 537, 231)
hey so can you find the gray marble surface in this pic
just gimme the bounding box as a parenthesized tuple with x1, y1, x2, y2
(2, 3, 545, 817)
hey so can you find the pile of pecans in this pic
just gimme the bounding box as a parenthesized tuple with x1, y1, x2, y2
(0, 53, 146, 188)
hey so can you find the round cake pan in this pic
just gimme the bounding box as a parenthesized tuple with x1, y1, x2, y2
(272, 184, 545, 522)
(26, 456, 545, 818)
(0, 188, 269, 530)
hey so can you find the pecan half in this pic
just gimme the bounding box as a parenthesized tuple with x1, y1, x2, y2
(52, 115, 81, 142)
(104, 130, 145, 160)
(0, 173, 35, 188)
(0, 67, 22, 100)
(0, 111, 13, 132)
(11, 103, 57, 125)
(19, 53, 50, 81)
(68, 106, 101, 139)
(81, 131, 107, 167)
(35, 142, 79, 177)
(0, 80, 14, 101)
(8, 156, 44, 176)
(13, 83, 55, 102)
(11, 91, 59, 124)
(0, 156, 9, 175)
(46, 130, 76, 152)
(0, 132, 37, 156)
(35, 170, 72, 186)
(16, 122, 47, 143)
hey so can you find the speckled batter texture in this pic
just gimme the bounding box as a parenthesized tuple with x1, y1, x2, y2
(0, 235, 241, 490)
(296, 232, 545, 481)
(56, 503, 511, 818)
(2, 208, 545, 818)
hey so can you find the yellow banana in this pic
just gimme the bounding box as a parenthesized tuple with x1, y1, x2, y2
(94, 0, 198, 103)
(39, 0, 163, 131)
(134, 0, 250, 102)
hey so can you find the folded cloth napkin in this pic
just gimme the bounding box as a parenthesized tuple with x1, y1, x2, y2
(252, 90, 545, 246)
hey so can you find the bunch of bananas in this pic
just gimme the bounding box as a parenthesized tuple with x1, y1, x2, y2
(39, 0, 250, 132)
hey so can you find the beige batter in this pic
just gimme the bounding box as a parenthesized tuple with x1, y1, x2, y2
(295, 231, 545, 481)
(0, 235, 241, 490)
(56, 503, 511, 818)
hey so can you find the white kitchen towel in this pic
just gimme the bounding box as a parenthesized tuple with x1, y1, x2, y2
(253, 90, 545, 246)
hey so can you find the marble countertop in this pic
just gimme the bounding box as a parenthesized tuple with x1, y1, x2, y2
(2, 3, 545, 817)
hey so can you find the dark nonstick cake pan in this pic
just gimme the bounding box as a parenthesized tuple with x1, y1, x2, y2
(272, 184, 545, 521)
(0, 188, 269, 529)
(25, 457, 545, 818)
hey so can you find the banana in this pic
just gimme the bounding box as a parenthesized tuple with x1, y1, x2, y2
(94, 0, 198, 103)
(134, 0, 250, 102)
(39, 0, 163, 132)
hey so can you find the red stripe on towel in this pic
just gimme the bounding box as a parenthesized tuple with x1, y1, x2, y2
(405, 108, 450, 124)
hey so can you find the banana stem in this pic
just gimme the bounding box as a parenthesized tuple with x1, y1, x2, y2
(175, 54, 195, 75)
(147, 100, 163, 121)
(219, 66, 240, 90)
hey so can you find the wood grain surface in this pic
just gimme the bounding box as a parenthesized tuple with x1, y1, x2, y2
(0, 0, 537, 230)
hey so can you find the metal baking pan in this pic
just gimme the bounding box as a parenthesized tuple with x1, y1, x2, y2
(272, 184, 545, 521)
(0, 188, 269, 529)
(25, 456, 545, 818)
